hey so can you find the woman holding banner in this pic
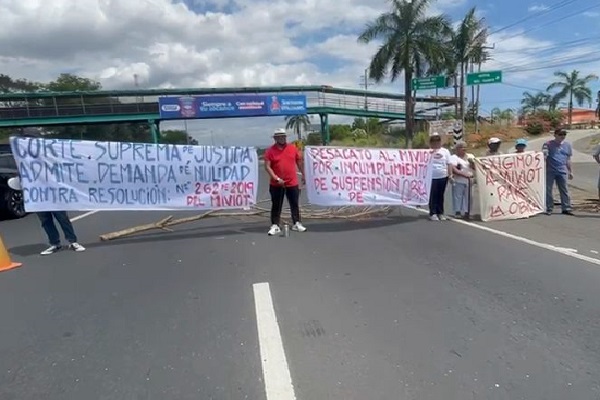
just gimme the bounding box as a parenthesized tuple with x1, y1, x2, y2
(428, 133, 453, 221)
(450, 141, 474, 220)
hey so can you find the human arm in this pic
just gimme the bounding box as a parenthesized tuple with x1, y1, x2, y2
(446, 150, 454, 180)
(567, 143, 573, 179)
(296, 147, 305, 185)
(264, 153, 284, 185)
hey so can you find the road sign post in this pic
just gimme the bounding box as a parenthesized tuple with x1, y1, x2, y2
(411, 75, 447, 91)
(466, 70, 502, 86)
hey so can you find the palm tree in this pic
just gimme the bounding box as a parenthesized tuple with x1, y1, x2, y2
(357, 0, 452, 147)
(453, 7, 488, 121)
(546, 70, 599, 126)
(520, 91, 551, 115)
(284, 114, 311, 141)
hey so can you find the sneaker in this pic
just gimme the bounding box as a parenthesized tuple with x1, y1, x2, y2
(561, 210, 574, 216)
(545, 211, 552, 215)
(292, 222, 307, 232)
(429, 215, 439, 221)
(438, 214, 448, 221)
(267, 225, 281, 236)
(40, 245, 61, 255)
(69, 242, 86, 252)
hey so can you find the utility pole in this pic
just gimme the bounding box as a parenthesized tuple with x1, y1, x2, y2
(358, 67, 374, 111)
(474, 43, 495, 134)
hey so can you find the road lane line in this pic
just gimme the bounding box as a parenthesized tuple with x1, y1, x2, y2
(403, 206, 600, 266)
(70, 211, 99, 222)
(252, 282, 297, 400)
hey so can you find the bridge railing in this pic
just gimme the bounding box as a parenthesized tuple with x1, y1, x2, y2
(0, 91, 445, 120)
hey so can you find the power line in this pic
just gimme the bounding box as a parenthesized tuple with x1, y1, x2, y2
(489, 0, 580, 35)
(499, 3, 600, 41)
(497, 35, 600, 55)
(503, 50, 600, 73)
(502, 82, 548, 92)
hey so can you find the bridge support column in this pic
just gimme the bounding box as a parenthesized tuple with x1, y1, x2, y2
(148, 119, 160, 143)
(319, 113, 329, 145)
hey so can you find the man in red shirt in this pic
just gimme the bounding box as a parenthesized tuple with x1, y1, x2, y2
(264, 128, 307, 235)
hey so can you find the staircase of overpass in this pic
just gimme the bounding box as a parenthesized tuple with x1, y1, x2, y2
(0, 85, 457, 143)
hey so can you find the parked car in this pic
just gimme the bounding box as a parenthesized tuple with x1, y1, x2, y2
(0, 152, 26, 219)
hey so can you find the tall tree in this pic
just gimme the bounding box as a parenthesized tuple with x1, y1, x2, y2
(45, 73, 101, 92)
(520, 91, 551, 115)
(453, 7, 488, 122)
(358, 0, 452, 147)
(546, 70, 599, 126)
(284, 115, 311, 141)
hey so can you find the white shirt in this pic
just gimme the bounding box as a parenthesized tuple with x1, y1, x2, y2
(431, 147, 452, 179)
(450, 154, 473, 185)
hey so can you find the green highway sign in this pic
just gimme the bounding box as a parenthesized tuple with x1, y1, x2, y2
(411, 75, 447, 91)
(466, 70, 502, 86)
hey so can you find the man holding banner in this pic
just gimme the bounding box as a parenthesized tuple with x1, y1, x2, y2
(542, 128, 574, 215)
(264, 129, 307, 235)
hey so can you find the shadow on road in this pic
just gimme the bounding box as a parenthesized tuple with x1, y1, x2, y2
(241, 214, 422, 234)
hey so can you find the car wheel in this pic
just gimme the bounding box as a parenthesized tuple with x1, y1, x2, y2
(5, 189, 26, 219)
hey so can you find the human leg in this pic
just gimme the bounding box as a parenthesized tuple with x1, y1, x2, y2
(52, 211, 78, 243)
(52, 211, 86, 251)
(268, 185, 285, 235)
(435, 177, 449, 217)
(285, 186, 301, 224)
(554, 173, 572, 212)
(545, 172, 555, 213)
(452, 182, 467, 215)
(429, 178, 441, 217)
(37, 212, 61, 246)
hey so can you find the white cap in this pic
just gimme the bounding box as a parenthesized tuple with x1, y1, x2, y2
(430, 132, 440, 137)
(273, 128, 287, 136)
(488, 137, 501, 144)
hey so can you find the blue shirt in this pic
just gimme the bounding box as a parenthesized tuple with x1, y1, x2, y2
(542, 140, 572, 174)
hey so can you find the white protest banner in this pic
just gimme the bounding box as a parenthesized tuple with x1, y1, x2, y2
(9, 137, 259, 212)
(304, 146, 434, 206)
(474, 151, 545, 222)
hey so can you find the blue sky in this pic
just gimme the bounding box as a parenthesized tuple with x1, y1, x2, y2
(0, 0, 599, 146)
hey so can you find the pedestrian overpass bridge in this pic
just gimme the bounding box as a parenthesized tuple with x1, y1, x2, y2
(0, 85, 456, 142)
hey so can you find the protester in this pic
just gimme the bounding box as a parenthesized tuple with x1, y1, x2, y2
(264, 128, 307, 235)
(515, 138, 527, 153)
(428, 132, 453, 221)
(593, 143, 600, 202)
(38, 212, 86, 255)
(486, 137, 503, 155)
(542, 128, 574, 215)
(450, 141, 474, 219)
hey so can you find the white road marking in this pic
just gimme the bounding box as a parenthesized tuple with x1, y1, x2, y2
(404, 206, 600, 266)
(252, 282, 297, 400)
(70, 210, 99, 222)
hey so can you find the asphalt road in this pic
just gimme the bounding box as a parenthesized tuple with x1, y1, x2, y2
(1, 177, 600, 399)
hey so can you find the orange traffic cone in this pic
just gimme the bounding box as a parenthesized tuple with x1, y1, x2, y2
(0, 235, 21, 272)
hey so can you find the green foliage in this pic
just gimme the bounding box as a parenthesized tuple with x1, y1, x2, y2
(160, 130, 198, 145)
(0, 74, 40, 94)
(411, 131, 431, 149)
(45, 73, 101, 92)
(524, 117, 548, 136)
(306, 132, 323, 145)
(523, 110, 564, 135)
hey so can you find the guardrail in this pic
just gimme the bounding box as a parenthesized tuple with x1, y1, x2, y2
(0, 91, 446, 121)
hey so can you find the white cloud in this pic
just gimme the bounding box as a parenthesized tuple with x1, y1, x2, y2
(1, 0, 596, 145)
(582, 11, 600, 18)
(528, 4, 549, 12)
